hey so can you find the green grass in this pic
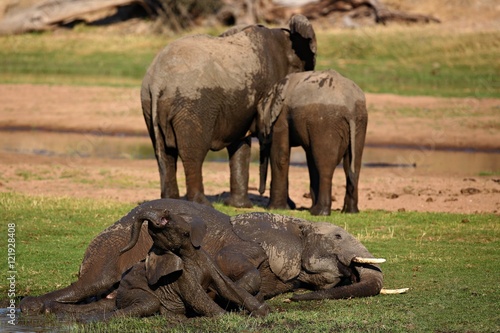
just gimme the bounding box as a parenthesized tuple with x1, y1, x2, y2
(1, 192, 498, 332)
(316, 26, 499, 97)
(0, 25, 498, 97)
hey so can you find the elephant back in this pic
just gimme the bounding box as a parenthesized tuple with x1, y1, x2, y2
(230, 213, 308, 282)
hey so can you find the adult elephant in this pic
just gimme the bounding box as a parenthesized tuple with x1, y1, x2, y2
(256, 70, 368, 215)
(230, 213, 389, 301)
(142, 14, 316, 208)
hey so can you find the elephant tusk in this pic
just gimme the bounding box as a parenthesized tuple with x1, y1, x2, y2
(352, 257, 386, 264)
(380, 288, 410, 294)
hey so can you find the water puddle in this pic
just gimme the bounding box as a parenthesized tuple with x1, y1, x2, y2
(0, 130, 498, 177)
(0, 308, 74, 332)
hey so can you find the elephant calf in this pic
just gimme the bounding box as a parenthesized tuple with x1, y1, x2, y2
(114, 209, 270, 319)
(257, 70, 368, 215)
(47, 209, 270, 321)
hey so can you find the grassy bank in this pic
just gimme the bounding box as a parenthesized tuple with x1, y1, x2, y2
(1, 192, 498, 332)
(0, 25, 498, 97)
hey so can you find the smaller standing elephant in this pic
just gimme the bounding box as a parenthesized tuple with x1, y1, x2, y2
(256, 70, 368, 215)
(114, 209, 270, 319)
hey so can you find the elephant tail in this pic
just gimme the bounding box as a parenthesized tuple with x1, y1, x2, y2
(348, 118, 357, 175)
(258, 140, 271, 195)
(150, 88, 163, 161)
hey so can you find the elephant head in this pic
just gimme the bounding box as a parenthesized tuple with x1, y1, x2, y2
(120, 207, 207, 285)
(230, 213, 385, 300)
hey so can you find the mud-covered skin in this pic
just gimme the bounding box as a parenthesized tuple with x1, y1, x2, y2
(257, 70, 368, 215)
(230, 212, 383, 301)
(142, 15, 316, 208)
(19, 199, 267, 315)
(110, 211, 270, 319)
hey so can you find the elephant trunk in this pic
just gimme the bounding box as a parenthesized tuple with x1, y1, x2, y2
(290, 265, 383, 301)
(120, 208, 166, 254)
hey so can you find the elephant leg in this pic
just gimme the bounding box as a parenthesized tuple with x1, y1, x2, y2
(215, 245, 265, 296)
(225, 137, 253, 208)
(181, 157, 212, 206)
(158, 147, 181, 199)
(20, 277, 117, 315)
(145, 97, 180, 200)
(175, 135, 212, 206)
(308, 148, 336, 216)
(45, 298, 116, 315)
(268, 132, 294, 210)
(342, 105, 367, 213)
(341, 145, 361, 213)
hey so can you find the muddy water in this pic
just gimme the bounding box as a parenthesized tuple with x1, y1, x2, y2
(0, 130, 499, 177)
(0, 308, 74, 332)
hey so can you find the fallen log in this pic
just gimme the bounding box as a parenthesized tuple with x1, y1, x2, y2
(0, 0, 149, 35)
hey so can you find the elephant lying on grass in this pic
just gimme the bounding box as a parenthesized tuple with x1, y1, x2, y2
(257, 70, 368, 215)
(20, 199, 405, 318)
(47, 209, 270, 320)
(230, 213, 390, 301)
(20, 199, 267, 315)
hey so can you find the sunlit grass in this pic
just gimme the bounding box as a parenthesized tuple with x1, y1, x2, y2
(0, 25, 498, 97)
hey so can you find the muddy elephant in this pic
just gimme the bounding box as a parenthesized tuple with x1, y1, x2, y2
(20, 201, 394, 316)
(20, 199, 267, 314)
(142, 14, 316, 208)
(48, 210, 270, 320)
(230, 212, 385, 301)
(115, 209, 269, 319)
(256, 70, 368, 215)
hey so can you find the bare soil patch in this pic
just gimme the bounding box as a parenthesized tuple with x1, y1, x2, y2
(0, 84, 499, 214)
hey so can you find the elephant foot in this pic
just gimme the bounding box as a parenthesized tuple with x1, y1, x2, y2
(224, 195, 253, 208)
(191, 192, 213, 207)
(341, 204, 359, 214)
(310, 204, 331, 216)
(267, 202, 290, 210)
(268, 198, 295, 211)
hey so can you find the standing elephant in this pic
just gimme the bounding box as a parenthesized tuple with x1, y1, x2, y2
(256, 70, 368, 215)
(230, 212, 386, 301)
(20, 199, 267, 314)
(142, 14, 316, 208)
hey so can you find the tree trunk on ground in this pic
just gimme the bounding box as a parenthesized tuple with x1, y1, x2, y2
(0, 0, 440, 35)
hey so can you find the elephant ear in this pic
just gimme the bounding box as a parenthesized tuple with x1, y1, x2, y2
(189, 216, 207, 248)
(257, 77, 290, 139)
(288, 14, 317, 70)
(231, 213, 306, 282)
(145, 250, 183, 285)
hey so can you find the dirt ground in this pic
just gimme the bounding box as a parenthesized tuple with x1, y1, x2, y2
(0, 84, 498, 214)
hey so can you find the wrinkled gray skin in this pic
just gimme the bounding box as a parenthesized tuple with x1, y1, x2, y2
(230, 212, 383, 301)
(142, 15, 316, 208)
(50, 210, 270, 320)
(20, 201, 381, 317)
(116, 210, 269, 319)
(19, 199, 267, 315)
(257, 70, 368, 215)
